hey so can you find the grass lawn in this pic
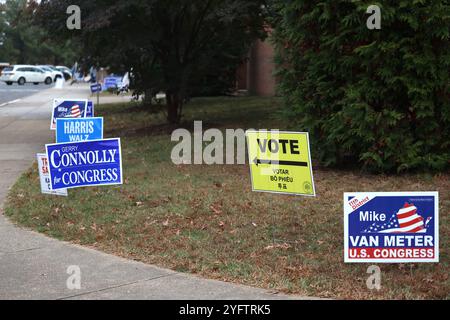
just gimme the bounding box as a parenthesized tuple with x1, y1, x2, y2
(4, 96, 449, 299)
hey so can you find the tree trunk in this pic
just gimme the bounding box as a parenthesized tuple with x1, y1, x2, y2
(143, 88, 154, 105)
(167, 93, 182, 124)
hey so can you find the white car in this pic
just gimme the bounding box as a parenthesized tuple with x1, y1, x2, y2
(37, 65, 64, 82)
(0, 65, 53, 85)
(56, 66, 73, 80)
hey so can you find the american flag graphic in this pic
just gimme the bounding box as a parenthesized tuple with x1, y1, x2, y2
(70, 105, 81, 118)
(364, 203, 428, 234)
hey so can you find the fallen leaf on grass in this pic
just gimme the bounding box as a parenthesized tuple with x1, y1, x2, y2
(424, 276, 434, 284)
(162, 219, 169, 227)
(264, 243, 292, 251)
(210, 204, 223, 215)
(144, 220, 157, 227)
(214, 182, 226, 188)
(243, 202, 252, 210)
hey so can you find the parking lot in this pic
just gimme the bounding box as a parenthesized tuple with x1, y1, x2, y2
(0, 82, 55, 106)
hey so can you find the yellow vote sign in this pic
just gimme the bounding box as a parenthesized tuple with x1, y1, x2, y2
(246, 130, 315, 197)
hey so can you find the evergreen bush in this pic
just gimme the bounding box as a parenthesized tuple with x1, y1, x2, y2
(272, 1, 450, 172)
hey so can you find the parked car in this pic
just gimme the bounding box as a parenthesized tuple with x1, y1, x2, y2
(37, 65, 64, 82)
(56, 66, 72, 81)
(0, 62, 10, 74)
(0, 65, 53, 85)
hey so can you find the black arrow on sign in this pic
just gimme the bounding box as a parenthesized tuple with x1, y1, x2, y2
(253, 157, 308, 167)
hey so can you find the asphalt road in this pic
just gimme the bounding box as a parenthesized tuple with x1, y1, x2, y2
(0, 82, 55, 105)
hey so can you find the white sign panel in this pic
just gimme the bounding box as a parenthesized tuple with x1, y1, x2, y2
(37, 153, 68, 196)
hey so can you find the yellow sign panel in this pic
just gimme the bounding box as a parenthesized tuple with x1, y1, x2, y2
(246, 130, 316, 196)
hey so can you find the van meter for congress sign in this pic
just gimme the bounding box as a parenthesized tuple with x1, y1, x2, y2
(246, 131, 315, 196)
(56, 117, 103, 143)
(51, 99, 88, 130)
(46, 138, 123, 190)
(37, 154, 67, 196)
(344, 192, 439, 263)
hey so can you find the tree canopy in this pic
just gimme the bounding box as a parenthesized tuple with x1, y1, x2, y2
(0, 0, 77, 65)
(38, 0, 268, 123)
(271, 0, 450, 173)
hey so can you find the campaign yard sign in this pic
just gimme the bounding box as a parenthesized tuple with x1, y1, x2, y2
(246, 130, 315, 196)
(86, 101, 94, 117)
(104, 77, 122, 89)
(46, 138, 123, 190)
(56, 117, 103, 143)
(51, 99, 88, 130)
(36, 154, 67, 196)
(344, 192, 439, 263)
(90, 83, 102, 93)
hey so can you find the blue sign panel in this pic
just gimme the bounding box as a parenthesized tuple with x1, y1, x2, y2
(86, 101, 94, 117)
(46, 138, 123, 190)
(90, 83, 102, 93)
(51, 99, 88, 130)
(104, 77, 122, 89)
(56, 117, 103, 143)
(344, 192, 439, 263)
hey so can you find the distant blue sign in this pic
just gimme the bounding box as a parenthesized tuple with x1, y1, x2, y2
(46, 138, 123, 190)
(104, 77, 122, 89)
(344, 192, 439, 263)
(90, 83, 102, 93)
(51, 99, 88, 130)
(56, 117, 103, 143)
(86, 101, 94, 117)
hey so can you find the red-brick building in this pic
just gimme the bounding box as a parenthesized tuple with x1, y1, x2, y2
(236, 38, 277, 97)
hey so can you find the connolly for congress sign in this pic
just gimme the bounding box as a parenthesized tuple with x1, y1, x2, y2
(45, 138, 123, 190)
(344, 192, 439, 263)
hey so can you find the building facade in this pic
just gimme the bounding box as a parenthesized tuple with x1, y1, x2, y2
(236, 38, 277, 97)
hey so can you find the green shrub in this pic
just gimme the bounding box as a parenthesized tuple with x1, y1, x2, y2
(271, 1, 450, 172)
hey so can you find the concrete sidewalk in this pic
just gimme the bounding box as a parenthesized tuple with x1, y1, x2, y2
(0, 84, 303, 300)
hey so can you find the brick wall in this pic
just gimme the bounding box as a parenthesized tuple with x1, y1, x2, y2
(247, 39, 276, 96)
